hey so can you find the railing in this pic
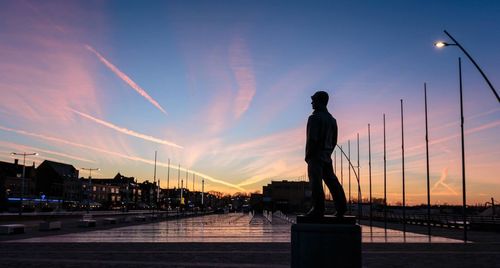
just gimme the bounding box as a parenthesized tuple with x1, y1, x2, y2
(358, 210, 500, 231)
(263, 210, 272, 223)
(273, 210, 296, 224)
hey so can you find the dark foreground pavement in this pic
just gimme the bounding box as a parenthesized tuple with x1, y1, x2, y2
(0, 242, 499, 268)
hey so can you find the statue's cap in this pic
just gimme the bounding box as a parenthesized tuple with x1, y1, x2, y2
(311, 91, 329, 105)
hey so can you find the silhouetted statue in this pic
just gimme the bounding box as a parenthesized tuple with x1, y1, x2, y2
(305, 91, 347, 218)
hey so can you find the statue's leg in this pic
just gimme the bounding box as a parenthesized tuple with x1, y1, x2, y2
(323, 162, 347, 215)
(307, 161, 325, 214)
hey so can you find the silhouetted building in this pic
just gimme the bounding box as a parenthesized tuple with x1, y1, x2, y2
(36, 160, 80, 202)
(86, 173, 139, 209)
(0, 159, 36, 211)
(139, 180, 159, 209)
(262, 180, 311, 213)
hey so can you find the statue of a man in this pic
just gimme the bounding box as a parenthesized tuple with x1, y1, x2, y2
(305, 91, 347, 218)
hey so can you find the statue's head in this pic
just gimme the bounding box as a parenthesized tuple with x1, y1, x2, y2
(311, 91, 329, 109)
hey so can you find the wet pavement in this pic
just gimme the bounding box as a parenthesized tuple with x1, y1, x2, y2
(2, 213, 499, 267)
(6, 213, 463, 243)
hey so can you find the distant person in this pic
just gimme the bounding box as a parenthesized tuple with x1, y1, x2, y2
(305, 91, 347, 218)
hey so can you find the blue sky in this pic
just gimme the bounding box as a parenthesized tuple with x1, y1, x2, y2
(0, 0, 499, 204)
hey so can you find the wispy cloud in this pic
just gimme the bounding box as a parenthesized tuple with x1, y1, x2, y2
(84, 45, 167, 115)
(229, 37, 256, 119)
(0, 141, 95, 163)
(0, 125, 244, 191)
(70, 109, 183, 149)
(431, 168, 458, 196)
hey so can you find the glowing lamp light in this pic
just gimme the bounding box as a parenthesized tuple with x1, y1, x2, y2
(434, 41, 447, 48)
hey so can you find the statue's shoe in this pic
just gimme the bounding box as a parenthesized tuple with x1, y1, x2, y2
(304, 207, 324, 218)
(334, 207, 347, 218)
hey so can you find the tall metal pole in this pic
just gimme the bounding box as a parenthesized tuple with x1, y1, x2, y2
(177, 164, 180, 188)
(186, 170, 189, 209)
(443, 30, 500, 103)
(167, 159, 170, 190)
(340, 146, 344, 186)
(11, 152, 37, 215)
(424, 83, 432, 238)
(334, 150, 337, 173)
(81, 167, 99, 214)
(401, 99, 406, 234)
(333, 150, 337, 201)
(181, 179, 184, 211)
(202, 179, 205, 209)
(193, 173, 195, 192)
(177, 164, 181, 211)
(368, 124, 372, 228)
(459, 57, 468, 243)
(383, 114, 387, 232)
(357, 133, 361, 219)
(348, 140, 351, 214)
(157, 178, 160, 211)
(153, 151, 157, 214)
(21, 154, 26, 215)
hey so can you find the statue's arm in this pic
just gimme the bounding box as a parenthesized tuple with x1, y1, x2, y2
(332, 119, 338, 149)
(305, 115, 320, 162)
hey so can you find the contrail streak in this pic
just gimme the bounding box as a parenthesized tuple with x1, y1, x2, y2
(85, 45, 167, 115)
(0, 125, 244, 191)
(70, 109, 182, 149)
(431, 168, 458, 195)
(0, 141, 96, 163)
(230, 37, 256, 119)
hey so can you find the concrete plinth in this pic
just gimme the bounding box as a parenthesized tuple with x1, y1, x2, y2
(0, 224, 25, 235)
(39, 221, 62, 231)
(103, 218, 117, 224)
(292, 216, 361, 268)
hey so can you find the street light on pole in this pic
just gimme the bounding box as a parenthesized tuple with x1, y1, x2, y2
(11, 152, 38, 215)
(433, 31, 498, 242)
(435, 30, 500, 103)
(81, 167, 100, 213)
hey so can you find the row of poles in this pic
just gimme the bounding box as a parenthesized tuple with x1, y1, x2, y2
(328, 30, 500, 243)
(330, 84, 453, 242)
(151, 151, 206, 211)
(83, 153, 207, 214)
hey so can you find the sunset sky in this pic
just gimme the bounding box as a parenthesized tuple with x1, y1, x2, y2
(0, 0, 499, 205)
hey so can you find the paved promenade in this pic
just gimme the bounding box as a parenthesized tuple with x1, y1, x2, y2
(1, 213, 499, 267)
(0, 242, 499, 267)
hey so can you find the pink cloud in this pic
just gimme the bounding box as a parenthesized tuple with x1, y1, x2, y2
(0, 141, 95, 164)
(229, 37, 256, 119)
(431, 168, 458, 196)
(0, 125, 244, 191)
(85, 45, 167, 115)
(0, 3, 102, 125)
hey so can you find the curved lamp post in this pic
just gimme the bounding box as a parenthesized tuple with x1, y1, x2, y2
(81, 167, 100, 213)
(11, 152, 38, 215)
(434, 29, 499, 242)
(435, 30, 500, 103)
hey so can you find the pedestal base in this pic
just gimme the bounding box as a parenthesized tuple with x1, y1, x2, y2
(291, 221, 361, 268)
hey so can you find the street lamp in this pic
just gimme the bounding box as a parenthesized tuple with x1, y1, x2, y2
(11, 152, 38, 215)
(435, 30, 500, 103)
(81, 167, 100, 213)
(434, 30, 500, 243)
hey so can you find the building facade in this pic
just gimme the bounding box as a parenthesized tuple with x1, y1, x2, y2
(262, 180, 311, 213)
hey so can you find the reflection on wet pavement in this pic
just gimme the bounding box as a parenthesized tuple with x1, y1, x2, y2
(9, 213, 463, 243)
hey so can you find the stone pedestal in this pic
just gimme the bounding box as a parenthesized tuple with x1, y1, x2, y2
(291, 216, 361, 268)
(39, 221, 62, 231)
